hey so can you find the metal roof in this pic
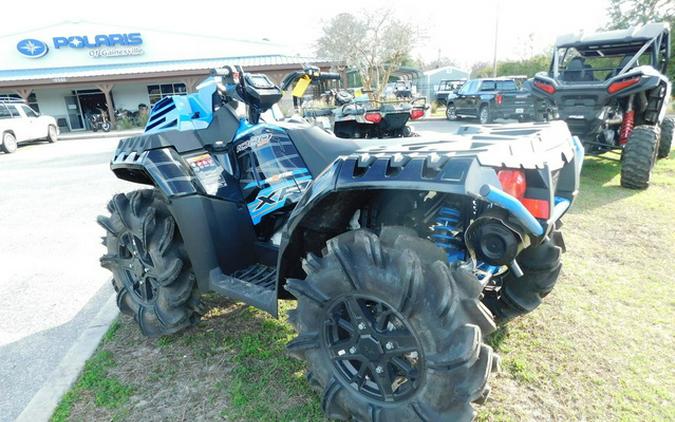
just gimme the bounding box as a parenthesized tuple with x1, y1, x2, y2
(555, 22, 670, 48)
(0, 54, 332, 83)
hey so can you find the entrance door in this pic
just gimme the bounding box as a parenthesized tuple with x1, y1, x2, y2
(76, 90, 109, 130)
(64, 96, 84, 130)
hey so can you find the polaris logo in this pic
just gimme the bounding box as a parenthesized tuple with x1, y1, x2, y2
(52, 33, 143, 49)
(16, 39, 49, 58)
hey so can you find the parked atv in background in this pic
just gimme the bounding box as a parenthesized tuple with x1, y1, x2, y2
(280, 65, 343, 131)
(98, 65, 583, 421)
(333, 95, 427, 138)
(89, 106, 112, 132)
(531, 22, 673, 189)
(282, 65, 428, 138)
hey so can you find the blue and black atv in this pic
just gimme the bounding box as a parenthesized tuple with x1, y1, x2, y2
(98, 65, 583, 421)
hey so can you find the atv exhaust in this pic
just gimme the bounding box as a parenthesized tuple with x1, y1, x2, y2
(478, 184, 545, 236)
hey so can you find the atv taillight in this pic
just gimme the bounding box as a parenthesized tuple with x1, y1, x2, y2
(496, 93, 503, 105)
(498, 169, 550, 220)
(519, 198, 550, 219)
(533, 80, 556, 95)
(607, 76, 640, 94)
(364, 112, 382, 123)
(410, 109, 425, 120)
(497, 169, 526, 198)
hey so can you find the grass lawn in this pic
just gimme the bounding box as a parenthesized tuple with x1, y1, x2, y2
(53, 150, 674, 421)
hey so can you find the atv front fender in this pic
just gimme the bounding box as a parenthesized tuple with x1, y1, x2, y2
(111, 147, 201, 197)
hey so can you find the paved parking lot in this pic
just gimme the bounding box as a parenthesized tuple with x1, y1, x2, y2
(0, 137, 136, 421)
(0, 119, 465, 420)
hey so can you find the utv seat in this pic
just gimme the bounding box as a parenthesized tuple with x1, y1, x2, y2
(563, 57, 585, 82)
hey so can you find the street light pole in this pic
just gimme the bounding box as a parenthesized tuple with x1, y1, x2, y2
(492, 0, 500, 77)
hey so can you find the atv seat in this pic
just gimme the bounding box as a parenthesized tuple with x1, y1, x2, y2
(286, 125, 362, 176)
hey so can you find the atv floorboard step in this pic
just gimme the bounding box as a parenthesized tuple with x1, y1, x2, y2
(233, 264, 277, 290)
(208, 264, 278, 317)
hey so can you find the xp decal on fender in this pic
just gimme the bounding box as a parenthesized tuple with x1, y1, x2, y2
(98, 65, 583, 420)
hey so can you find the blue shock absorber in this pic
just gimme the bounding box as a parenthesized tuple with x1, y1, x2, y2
(431, 205, 502, 283)
(430, 206, 466, 263)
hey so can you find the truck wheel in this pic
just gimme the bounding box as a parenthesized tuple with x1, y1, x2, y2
(620, 125, 659, 190)
(446, 103, 458, 121)
(482, 235, 562, 324)
(98, 189, 203, 337)
(479, 105, 492, 124)
(47, 125, 58, 143)
(1, 132, 17, 154)
(286, 228, 497, 421)
(658, 116, 673, 159)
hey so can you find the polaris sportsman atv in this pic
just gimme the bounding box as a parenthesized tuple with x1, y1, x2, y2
(281, 65, 427, 138)
(332, 96, 427, 138)
(531, 22, 673, 189)
(98, 65, 583, 421)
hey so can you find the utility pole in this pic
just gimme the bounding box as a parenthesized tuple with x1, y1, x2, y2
(492, 0, 500, 77)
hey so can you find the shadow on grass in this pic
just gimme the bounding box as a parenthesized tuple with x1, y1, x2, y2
(156, 294, 324, 422)
(572, 155, 639, 212)
(486, 325, 510, 351)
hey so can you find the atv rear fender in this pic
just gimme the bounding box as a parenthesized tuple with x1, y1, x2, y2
(277, 131, 583, 300)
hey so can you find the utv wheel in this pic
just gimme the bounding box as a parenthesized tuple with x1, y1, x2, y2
(483, 235, 562, 324)
(658, 116, 673, 159)
(620, 125, 659, 189)
(47, 125, 58, 143)
(97, 189, 203, 337)
(286, 227, 497, 421)
(479, 105, 492, 124)
(1, 132, 17, 154)
(446, 103, 458, 121)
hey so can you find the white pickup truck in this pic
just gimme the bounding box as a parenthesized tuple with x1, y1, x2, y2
(0, 100, 58, 154)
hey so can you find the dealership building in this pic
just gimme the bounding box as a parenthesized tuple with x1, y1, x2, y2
(0, 21, 333, 131)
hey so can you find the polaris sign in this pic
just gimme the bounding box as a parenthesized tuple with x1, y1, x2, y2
(52, 33, 143, 49)
(16, 33, 144, 59)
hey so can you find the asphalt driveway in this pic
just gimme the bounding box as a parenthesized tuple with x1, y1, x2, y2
(0, 137, 135, 421)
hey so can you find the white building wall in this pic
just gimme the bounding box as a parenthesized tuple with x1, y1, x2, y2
(111, 83, 151, 111)
(33, 87, 72, 119)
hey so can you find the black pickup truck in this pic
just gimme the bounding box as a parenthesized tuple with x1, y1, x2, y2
(446, 78, 537, 123)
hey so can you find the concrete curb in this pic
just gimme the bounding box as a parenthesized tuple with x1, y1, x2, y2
(16, 293, 119, 422)
(59, 130, 143, 141)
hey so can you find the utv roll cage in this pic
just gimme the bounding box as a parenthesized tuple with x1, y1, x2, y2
(549, 22, 671, 81)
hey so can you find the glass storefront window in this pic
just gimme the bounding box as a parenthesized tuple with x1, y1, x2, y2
(147, 83, 187, 105)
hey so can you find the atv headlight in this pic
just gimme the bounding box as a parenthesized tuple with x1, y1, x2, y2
(184, 153, 227, 195)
